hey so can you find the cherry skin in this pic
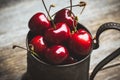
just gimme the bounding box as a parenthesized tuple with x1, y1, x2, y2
(54, 9, 77, 30)
(45, 45, 69, 64)
(30, 35, 47, 56)
(63, 56, 77, 64)
(44, 22, 71, 45)
(69, 29, 92, 56)
(28, 12, 51, 35)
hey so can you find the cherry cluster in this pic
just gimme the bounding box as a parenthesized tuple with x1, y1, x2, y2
(28, 0, 92, 65)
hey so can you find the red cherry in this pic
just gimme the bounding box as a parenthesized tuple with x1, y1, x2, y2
(69, 29, 92, 56)
(45, 45, 69, 64)
(54, 9, 77, 30)
(30, 35, 47, 56)
(44, 22, 71, 45)
(28, 12, 51, 35)
(63, 56, 77, 64)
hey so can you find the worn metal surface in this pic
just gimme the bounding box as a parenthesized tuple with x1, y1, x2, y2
(0, 0, 120, 80)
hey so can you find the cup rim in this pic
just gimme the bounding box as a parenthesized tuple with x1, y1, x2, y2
(28, 50, 92, 67)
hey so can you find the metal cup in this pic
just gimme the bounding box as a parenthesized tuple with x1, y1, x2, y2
(22, 22, 120, 80)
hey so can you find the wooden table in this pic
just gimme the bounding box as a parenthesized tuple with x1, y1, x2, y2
(0, 0, 120, 80)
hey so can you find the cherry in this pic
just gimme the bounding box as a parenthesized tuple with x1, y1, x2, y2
(44, 22, 71, 45)
(30, 35, 47, 56)
(54, 8, 77, 31)
(69, 29, 92, 56)
(28, 12, 51, 35)
(45, 45, 69, 64)
(63, 56, 77, 64)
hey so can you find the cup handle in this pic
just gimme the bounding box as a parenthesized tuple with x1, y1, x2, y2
(90, 22, 120, 80)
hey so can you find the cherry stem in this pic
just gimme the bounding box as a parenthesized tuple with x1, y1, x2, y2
(51, 1, 86, 17)
(42, 0, 56, 29)
(13, 45, 27, 51)
(79, 1, 86, 14)
(65, 4, 83, 9)
(48, 4, 55, 13)
(80, 6, 85, 14)
(12, 45, 39, 57)
(70, 0, 72, 15)
(74, 26, 77, 32)
(72, 27, 77, 34)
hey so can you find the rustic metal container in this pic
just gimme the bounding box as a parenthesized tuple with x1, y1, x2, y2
(22, 22, 120, 80)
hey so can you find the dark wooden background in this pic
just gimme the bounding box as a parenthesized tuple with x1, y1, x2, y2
(0, 0, 120, 80)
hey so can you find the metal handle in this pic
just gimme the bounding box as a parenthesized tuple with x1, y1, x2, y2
(90, 22, 120, 80)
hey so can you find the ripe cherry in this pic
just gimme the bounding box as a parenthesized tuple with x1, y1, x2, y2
(44, 22, 71, 45)
(30, 35, 47, 56)
(69, 29, 92, 56)
(54, 9, 77, 31)
(28, 12, 51, 35)
(45, 45, 69, 64)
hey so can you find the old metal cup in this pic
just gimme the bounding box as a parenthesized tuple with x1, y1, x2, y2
(22, 22, 120, 80)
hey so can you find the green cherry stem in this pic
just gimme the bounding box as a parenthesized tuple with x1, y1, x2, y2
(48, 4, 55, 13)
(71, 27, 77, 34)
(66, 1, 86, 9)
(74, 26, 77, 32)
(12, 45, 39, 57)
(41, 0, 56, 29)
(70, 0, 72, 15)
(13, 45, 27, 51)
(51, 1, 86, 17)
(79, 1, 86, 14)
(70, 0, 77, 31)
